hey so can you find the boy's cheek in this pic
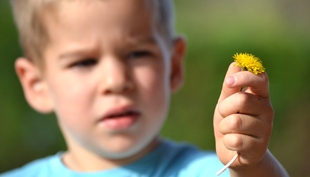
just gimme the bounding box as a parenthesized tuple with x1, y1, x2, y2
(47, 81, 93, 119)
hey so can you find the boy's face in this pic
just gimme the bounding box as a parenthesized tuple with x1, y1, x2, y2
(23, 0, 185, 160)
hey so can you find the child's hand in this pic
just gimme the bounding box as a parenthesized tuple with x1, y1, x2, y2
(214, 62, 274, 175)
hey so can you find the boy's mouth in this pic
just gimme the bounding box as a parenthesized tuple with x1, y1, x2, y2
(105, 110, 139, 119)
(100, 107, 140, 131)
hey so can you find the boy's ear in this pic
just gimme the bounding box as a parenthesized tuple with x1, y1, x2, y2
(170, 36, 187, 93)
(15, 58, 54, 113)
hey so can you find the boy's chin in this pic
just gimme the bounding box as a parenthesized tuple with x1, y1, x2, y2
(99, 149, 139, 160)
(95, 137, 158, 160)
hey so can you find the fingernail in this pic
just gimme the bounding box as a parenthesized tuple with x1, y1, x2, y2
(226, 76, 236, 86)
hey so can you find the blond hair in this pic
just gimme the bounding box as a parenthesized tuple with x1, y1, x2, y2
(10, 0, 176, 66)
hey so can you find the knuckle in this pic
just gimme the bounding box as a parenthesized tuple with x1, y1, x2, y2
(259, 120, 273, 141)
(228, 134, 243, 149)
(229, 115, 243, 132)
(265, 121, 273, 136)
(235, 93, 250, 106)
(261, 72, 269, 84)
(268, 105, 275, 120)
(263, 105, 274, 131)
(217, 103, 225, 117)
(218, 119, 226, 134)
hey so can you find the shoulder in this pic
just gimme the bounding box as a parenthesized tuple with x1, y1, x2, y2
(0, 153, 61, 177)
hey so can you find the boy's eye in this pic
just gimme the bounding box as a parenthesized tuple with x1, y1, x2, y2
(128, 50, 152, 59)
(71, 58, 97, 68)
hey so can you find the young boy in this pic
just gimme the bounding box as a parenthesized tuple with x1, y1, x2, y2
(1, 0, 289, 176)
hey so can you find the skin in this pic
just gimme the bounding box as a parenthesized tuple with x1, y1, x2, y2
(14, 0, 289, 176)
(214, 63, 289, 177)
(16, 0, 186, 172)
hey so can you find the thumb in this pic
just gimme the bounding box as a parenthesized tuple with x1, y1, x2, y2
(218, 62, 241, 103)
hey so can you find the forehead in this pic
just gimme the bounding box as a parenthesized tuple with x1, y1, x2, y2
(43, 0, 157, 47)
(55, 0, 154, 22)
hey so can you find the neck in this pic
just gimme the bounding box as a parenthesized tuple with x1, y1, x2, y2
(61, 137, 160, 172)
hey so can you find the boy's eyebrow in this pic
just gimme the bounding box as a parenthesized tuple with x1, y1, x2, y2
(58, 46, 98, 60)
(59, 50, 89, 60)
(126, 35, 158, 46)
(58, 36, 158, 60)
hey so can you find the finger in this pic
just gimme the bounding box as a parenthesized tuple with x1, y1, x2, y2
(226, 71, 269, 98)
(219, 114, 271, 138)
(222, 134, 268, 165)
(218, 62, 241, 103)
(215, 62, 241, 139)
(214, 104, 225, 139)
(222, 134, 259, 152)
(218, 92, 272, 117)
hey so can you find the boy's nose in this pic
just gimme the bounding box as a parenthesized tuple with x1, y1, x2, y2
(101, 59, 134, 95)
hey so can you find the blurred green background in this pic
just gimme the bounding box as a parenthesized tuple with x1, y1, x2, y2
(1, 0, 310, 176)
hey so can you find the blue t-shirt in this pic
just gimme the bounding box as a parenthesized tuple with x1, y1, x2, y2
(0, 140, 230, 177)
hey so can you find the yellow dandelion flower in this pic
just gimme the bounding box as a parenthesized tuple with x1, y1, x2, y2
(233, 53, 265, 74)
